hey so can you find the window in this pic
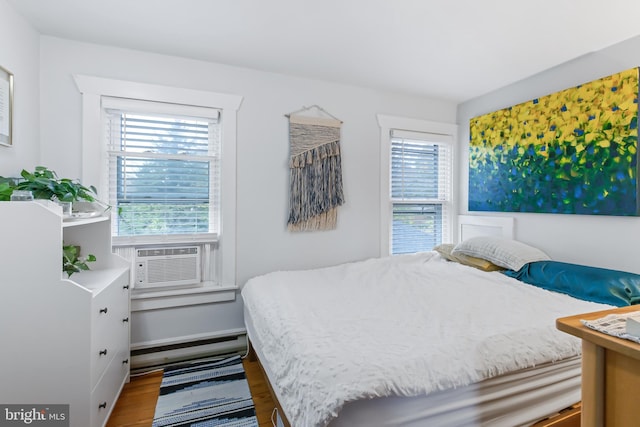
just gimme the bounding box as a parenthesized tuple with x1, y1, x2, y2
(75, 76, 242, 287)
(390, 130, 452, 254)
(103, 98, 220, 239)
(378, 115, 456, 256)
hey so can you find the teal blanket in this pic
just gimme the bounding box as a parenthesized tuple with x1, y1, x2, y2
(504, 261, 640, 307)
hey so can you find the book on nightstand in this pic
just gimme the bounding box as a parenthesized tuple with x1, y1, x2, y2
(581, 311, 640, 344)
(626, 315, 640, 339)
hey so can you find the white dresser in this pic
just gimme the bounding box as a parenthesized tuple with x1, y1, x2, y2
(0, 201, 130, 427)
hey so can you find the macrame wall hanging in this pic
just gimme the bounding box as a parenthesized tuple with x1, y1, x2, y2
(285, 105, 345, 232)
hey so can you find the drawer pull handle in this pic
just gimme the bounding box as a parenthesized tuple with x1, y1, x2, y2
(123, 284, 130, 290)
(122, 359, 129, 365)
(99, 307, 108, 314)
(122, 317, 129, 323)
(99, 349, 108, 356)
(98, 402, 107, 410)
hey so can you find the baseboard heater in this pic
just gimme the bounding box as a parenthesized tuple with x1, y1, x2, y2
(130, 333, 247, 372)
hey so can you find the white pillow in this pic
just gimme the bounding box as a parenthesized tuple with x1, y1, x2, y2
(451, 236, 550, 271)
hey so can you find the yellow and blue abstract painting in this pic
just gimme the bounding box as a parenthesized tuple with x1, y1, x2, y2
(469, 68, 639, 216)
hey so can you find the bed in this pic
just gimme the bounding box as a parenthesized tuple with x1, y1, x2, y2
(241, 217, 640, 426)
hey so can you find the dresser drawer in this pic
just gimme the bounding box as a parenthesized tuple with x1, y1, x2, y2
(91, 349, 130, 427)
(92, 274, 129, 337)
(91, 319, 129, 387)
(91, 276, 130, 387)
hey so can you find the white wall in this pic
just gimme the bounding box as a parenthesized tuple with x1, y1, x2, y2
(458, 36, 640, 274)
(0, 0, 40, 174)
(38, 36, 457, 287)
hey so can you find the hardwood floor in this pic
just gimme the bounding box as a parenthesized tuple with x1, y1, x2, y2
(243, 356, 279, 426)
(106, 370, 162, 427)
(106, 357, 275, 427)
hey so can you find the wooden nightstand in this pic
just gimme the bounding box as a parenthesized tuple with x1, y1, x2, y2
(557, 305, 640, 427)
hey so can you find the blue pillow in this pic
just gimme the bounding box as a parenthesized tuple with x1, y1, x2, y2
(503, 261, 640, 307)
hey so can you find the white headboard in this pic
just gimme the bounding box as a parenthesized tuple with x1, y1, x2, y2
(458, 215, 514, 242)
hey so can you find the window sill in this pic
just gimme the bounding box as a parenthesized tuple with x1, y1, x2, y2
(131, 282, 237, 312)
(113, 233, 218, 247)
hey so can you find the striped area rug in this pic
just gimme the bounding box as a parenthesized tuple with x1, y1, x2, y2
(152, 355, 259, 427)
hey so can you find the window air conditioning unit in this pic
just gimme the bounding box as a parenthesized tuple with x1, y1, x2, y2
(134, 246, 201, 289)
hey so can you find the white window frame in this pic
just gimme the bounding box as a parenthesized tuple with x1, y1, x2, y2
(377, 114, 457, 256)
(74, 75, 242, 287)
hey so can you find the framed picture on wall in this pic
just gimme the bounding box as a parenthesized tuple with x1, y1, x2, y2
(0, 65, 14, 147)
(469, 67, 639, 216)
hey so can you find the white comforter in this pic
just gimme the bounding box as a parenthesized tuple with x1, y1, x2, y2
(241, 253, 610, 427)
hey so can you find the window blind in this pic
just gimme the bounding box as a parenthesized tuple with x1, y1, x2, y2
(390, 129, 452, 254)
(104, 98, 221, 238)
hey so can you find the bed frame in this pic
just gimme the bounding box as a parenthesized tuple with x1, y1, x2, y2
(246, 215, 582, 427)
(458, 214, 514, 241)
(246, 345, 291, 427)
(247, 341, 580, 427)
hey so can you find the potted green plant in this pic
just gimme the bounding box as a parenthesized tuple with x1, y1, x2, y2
(62, 244, 96, 277)
(4, 166, 98, 202)
(0, 166, 109, 215)
(0, 177, 15, 201)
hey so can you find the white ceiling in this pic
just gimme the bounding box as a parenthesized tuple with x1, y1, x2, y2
(8, 0, 640, 102)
